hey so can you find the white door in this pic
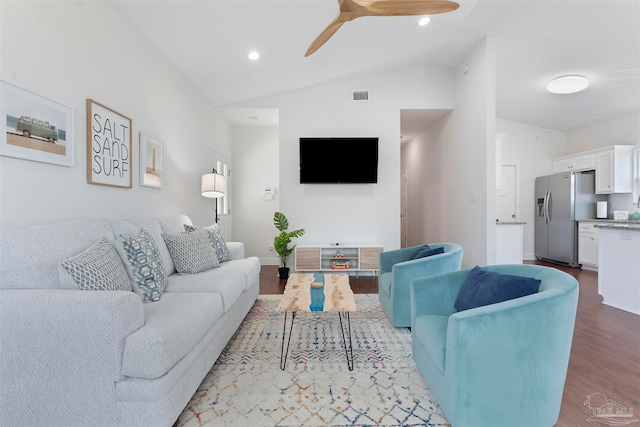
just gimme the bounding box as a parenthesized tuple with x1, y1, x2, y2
(214, 150, 231, 239)
(497, 164, 518, 222)
(401, 170, 408, 248)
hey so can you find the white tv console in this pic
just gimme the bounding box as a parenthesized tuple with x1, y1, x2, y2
(294, 244, 384, 275)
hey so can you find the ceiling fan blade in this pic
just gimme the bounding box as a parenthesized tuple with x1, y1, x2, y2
(305, 19, 346, 57)
(355, 0, 459, 16)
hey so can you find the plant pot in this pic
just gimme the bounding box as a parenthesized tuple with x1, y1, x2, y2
(278, 267, 290, 280)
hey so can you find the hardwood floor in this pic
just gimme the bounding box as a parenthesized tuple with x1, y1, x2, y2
(259, 262, 639, 426)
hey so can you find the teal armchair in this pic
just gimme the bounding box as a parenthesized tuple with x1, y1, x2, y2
(378, 243, 463, 327)
(410, 264, 579, 427)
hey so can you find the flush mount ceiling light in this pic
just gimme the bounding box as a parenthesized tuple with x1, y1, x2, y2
(248, 51, 260, 61)
(418, 16, 431, 26)
(546, 75, 589, 94)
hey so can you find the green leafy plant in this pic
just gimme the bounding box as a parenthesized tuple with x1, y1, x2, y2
(273, 211, 305, 269)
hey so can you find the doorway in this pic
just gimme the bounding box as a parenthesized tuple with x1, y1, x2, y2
(401, 170, 408, 248)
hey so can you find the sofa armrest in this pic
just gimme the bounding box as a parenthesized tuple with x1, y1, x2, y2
(444, 288, 578, 409)
(379, 246, 420, 273)
(0, 289, 144, 424)
(410, 269, 469, 324)
(226, 241, 245, 259)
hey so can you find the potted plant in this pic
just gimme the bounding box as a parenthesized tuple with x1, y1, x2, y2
(273, 211, 305, 280)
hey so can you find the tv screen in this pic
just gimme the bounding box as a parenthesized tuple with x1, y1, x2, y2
(299, 137, 379, 184)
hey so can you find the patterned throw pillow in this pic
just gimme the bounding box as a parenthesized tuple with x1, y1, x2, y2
(184, 224, 232, 262)
(61, 237, 132, 291)
(119, 228, 167, 302)
(162, 229, 220, 274)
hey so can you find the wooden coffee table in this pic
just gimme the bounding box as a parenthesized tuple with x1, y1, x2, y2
(276, 273, 356, 370)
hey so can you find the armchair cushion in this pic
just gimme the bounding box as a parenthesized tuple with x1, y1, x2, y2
(411, 244, 445, 259)
(454, 265, 541, 312)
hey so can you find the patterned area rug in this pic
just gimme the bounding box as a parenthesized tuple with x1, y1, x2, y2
(175, 294, 449, 427)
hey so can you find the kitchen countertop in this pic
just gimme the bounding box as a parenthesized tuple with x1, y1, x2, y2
(583, 218, 640, 231)
(496, 221, 526, 225)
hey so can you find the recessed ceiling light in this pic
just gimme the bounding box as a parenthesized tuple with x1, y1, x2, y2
(546, 75, 589, 94)
(248, 51, 260, 61)
(418, 16, 431, 26)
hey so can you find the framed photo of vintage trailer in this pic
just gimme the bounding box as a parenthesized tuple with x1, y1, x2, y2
(86, 99, 132, 188)
(139, 132, 163, 189)
(0, 81, 74, 167)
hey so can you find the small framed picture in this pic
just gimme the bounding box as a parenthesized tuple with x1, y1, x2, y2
(86, 99, 132, 188)
(139, 132, 163, 189)
(0, 81, 74, 167)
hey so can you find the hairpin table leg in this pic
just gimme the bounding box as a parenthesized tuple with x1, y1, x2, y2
(338, 311, 354, 371)
(280, 311, 296, 370)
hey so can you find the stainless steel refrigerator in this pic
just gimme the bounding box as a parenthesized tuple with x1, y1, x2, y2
(535, 171, 601, 267)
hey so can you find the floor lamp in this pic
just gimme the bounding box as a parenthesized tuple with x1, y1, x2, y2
(201, 169, 225, 223)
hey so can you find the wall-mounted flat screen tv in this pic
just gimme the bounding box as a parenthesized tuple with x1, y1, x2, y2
(299, 137, 379, 184)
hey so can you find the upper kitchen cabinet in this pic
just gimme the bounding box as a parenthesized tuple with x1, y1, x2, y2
(552, 153, 595, 173)
(552, 145, 634, 194)
(595, 145, 633, 194)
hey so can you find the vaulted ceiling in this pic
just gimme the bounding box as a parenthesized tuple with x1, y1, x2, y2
(111, 0, 639, 135)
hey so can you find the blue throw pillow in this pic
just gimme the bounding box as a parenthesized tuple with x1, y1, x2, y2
(411, 245, 445, 260)
(454, 266, 541, 312)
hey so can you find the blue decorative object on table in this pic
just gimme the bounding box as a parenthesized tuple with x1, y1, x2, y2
(309, 273, 325, 311)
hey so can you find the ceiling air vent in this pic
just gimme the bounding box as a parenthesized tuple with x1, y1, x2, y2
(352, 90, 369, 101)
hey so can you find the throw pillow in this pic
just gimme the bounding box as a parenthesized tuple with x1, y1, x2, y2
(454, 266, 541, 312)
(184, 224, 232, 262)
(60, 237, 132, 291)
(119, 228, 167, 302)
(411, 244, 445, 259)
(162, 229, 220, 274)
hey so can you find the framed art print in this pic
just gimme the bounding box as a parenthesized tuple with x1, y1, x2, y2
(0, 81, 74, 167)
(139, 132, 163, 188)
(86, 99, 132, 188)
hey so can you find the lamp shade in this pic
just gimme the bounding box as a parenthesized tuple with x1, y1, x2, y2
(201, 172, 225, 198)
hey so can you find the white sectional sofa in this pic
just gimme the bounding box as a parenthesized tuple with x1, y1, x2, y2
(0, 214, 260, 427)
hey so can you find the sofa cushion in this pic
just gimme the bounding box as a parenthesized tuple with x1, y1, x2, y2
(60, 237, 132, 291)
(0, 219, 114, 290)
(158, 215, 193, 235)
(411, 245, 445, 259)
(184, 224, 231, 262)
(165, 261, 248, 312)
(121, 292, 224, 379)
(454, 266, 541, 312)
(413, 314, 448, 374)
(162, 229, 220, 274)
(118, 228, 168, 302)
(109, 218, 176, 276)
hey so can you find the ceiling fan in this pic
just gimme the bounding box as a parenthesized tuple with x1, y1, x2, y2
(305, 0, 460, 57)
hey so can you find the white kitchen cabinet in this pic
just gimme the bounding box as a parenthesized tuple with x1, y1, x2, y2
(578, 222, 600, 269)
(595, 145, 633, 194)
(552, 153, 595, 174)
(597, 226, 640, 315)
(495, 223, 524, 264)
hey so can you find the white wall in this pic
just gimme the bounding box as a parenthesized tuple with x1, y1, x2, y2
(437, 38, 497, 268)
(567, 112, 640, 213)
(230, 125, 280, 262)
(0, 1, 228, 227)
(565, 112, 639, 153)
(229, 65, 455, 257)
(496, 119, 568, 260)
